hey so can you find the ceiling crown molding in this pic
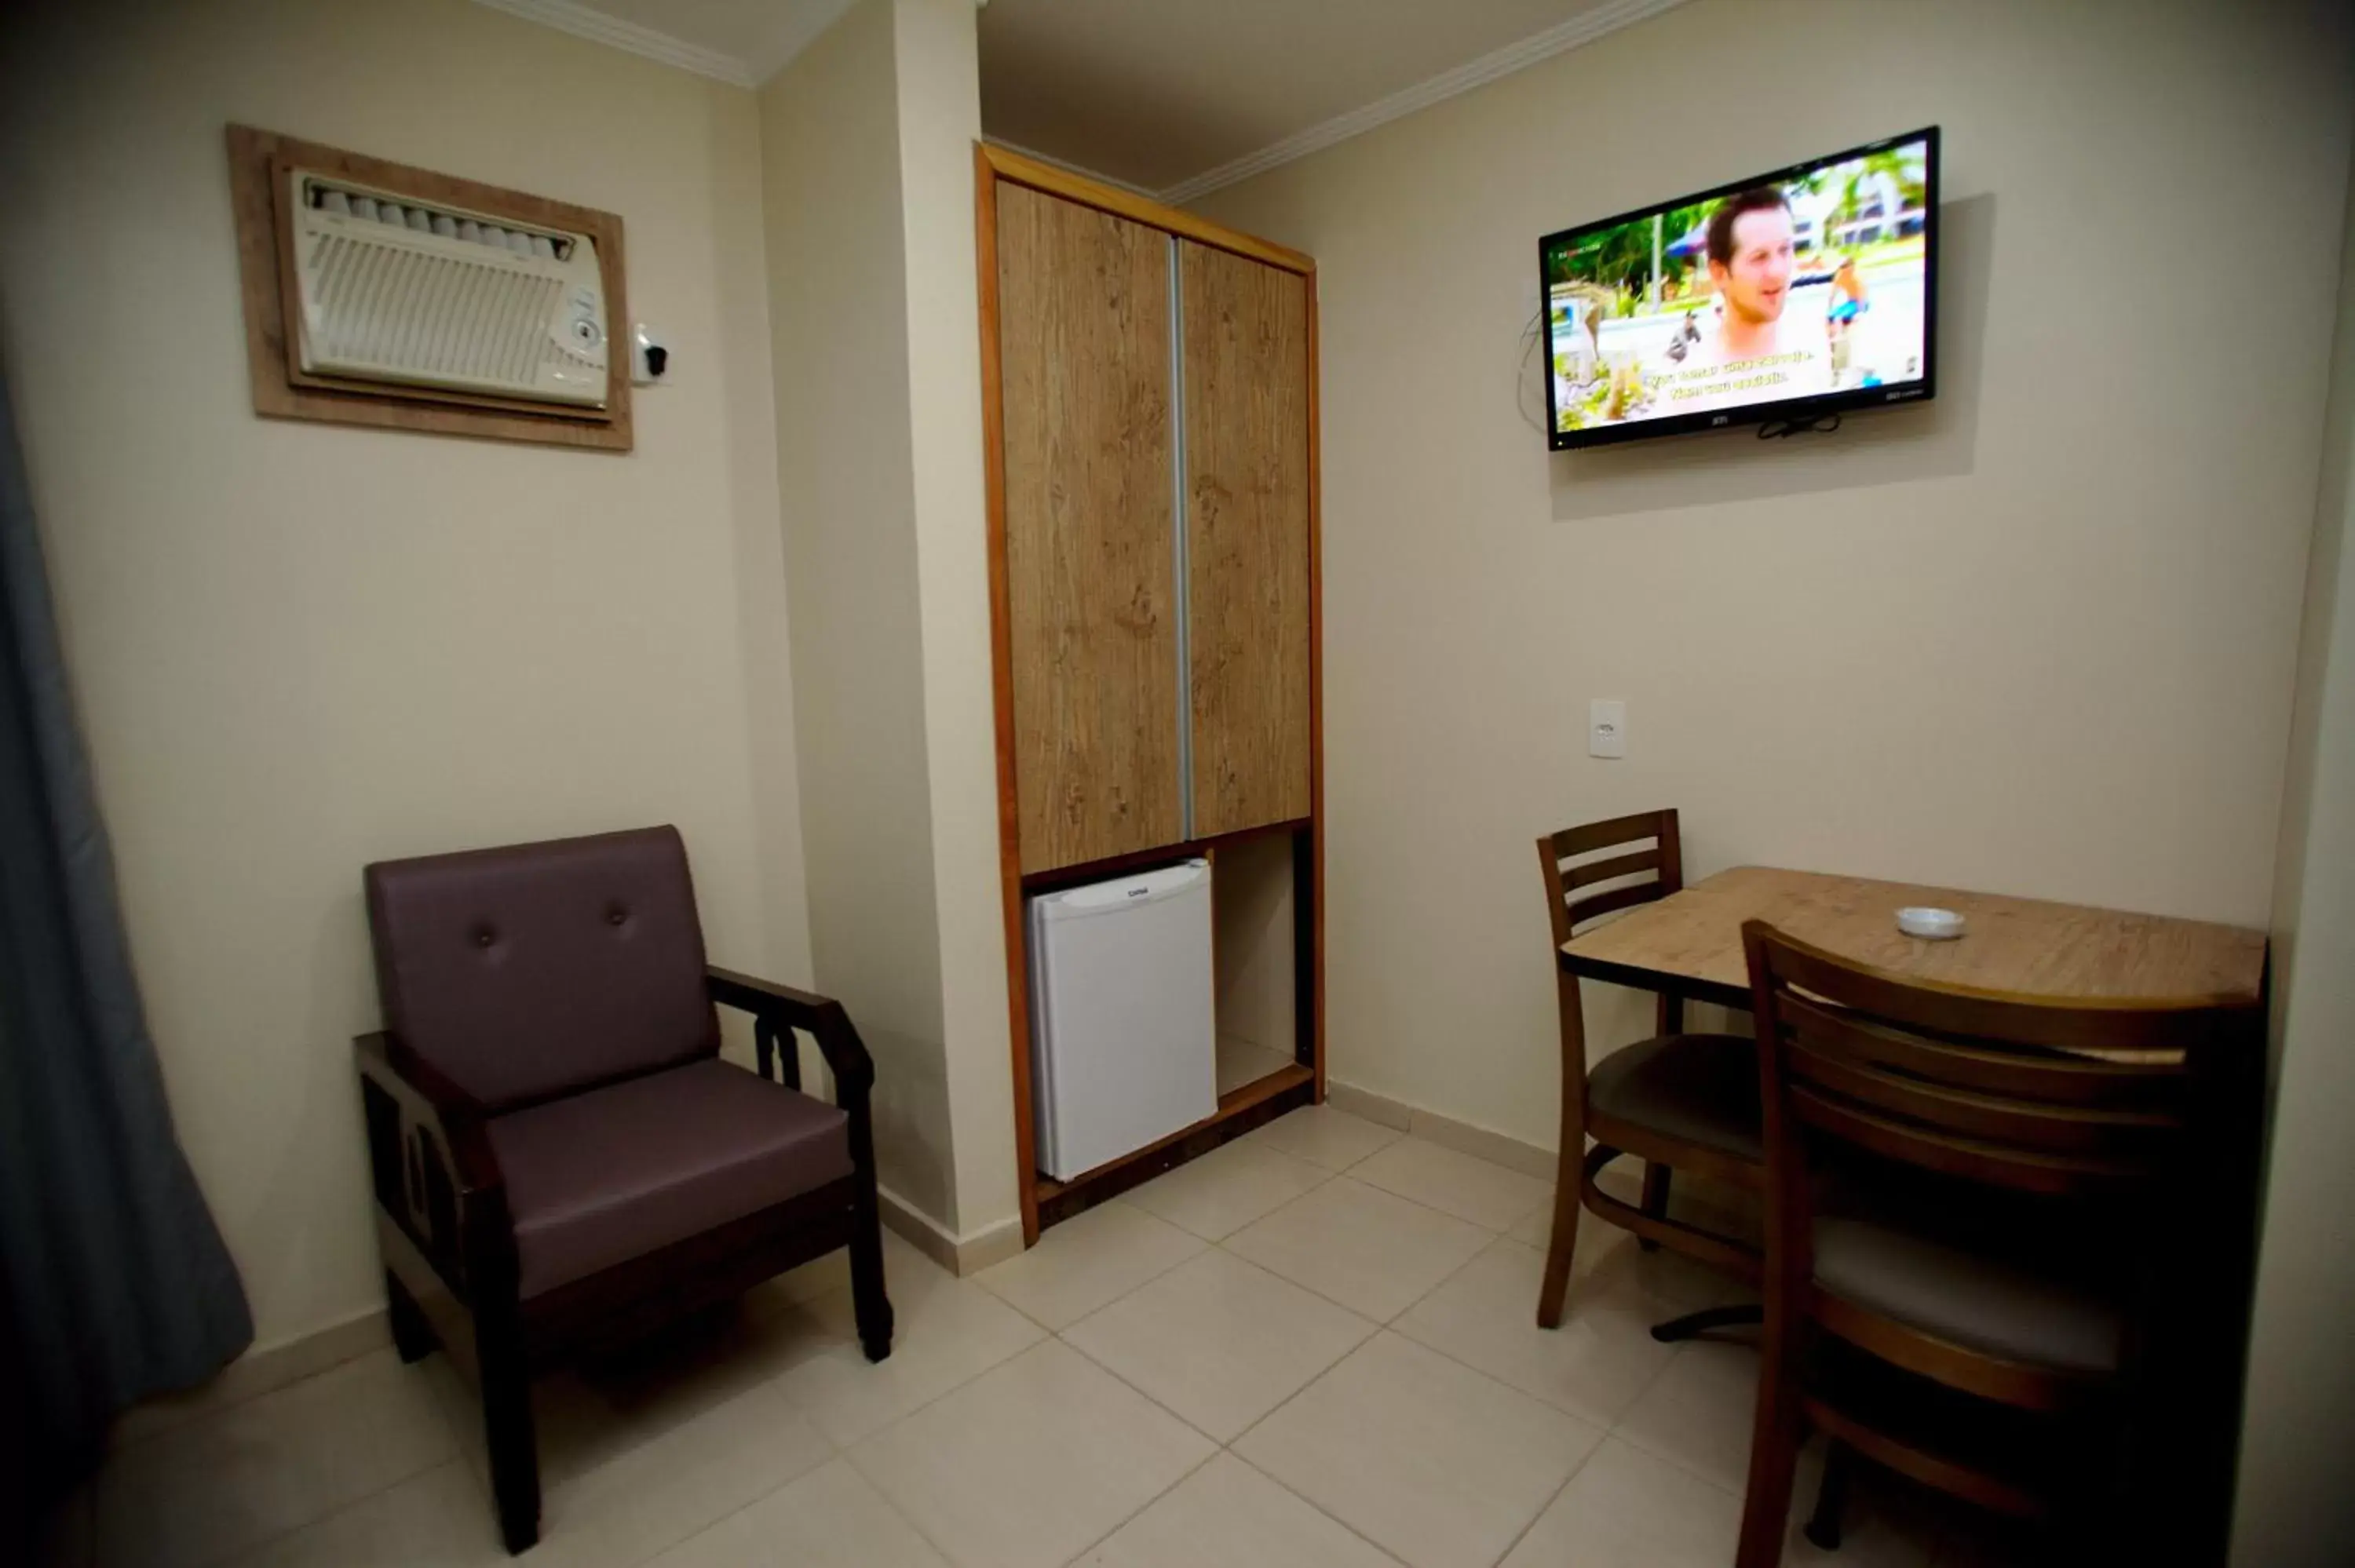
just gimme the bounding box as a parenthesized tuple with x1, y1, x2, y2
(473, 0, 990, 89)
(1156, 0, 1690, 205)
(469, 0, 758, 86)
(744, 0, 861, 83)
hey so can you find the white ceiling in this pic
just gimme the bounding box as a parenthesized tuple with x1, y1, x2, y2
(475, 0, 1679, 197)
(980, 0, 1651, 196)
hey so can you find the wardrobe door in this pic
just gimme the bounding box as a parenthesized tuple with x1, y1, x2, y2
(1180, 240, 1313, 839)
(997, 184, 1181, 873)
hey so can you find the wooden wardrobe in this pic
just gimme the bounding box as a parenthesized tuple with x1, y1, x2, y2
(975, 145, 1323, 1244)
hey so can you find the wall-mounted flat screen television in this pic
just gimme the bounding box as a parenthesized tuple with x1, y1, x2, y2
(1542, 127, 1938, 450)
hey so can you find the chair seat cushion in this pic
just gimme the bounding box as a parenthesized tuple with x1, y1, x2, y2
(1813, 1205, 2124, 1377)
(487, 1059, 854, 1298)
(1587, 1033, 1762, 1162)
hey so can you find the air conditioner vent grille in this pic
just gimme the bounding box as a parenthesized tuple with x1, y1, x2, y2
(287, 166, 607, 409)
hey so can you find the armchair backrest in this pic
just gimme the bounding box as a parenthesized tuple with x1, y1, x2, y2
(364, 826, 718, 1112)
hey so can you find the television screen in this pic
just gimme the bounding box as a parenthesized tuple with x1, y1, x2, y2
(1542, 127, 1937, 449)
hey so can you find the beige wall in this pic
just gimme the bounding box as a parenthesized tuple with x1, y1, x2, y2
(2235, 158, 2355, 1567)
(763, 0, 1018, 1244)
(0, 0, 809, 1350)
(892, 0, 1022, 1238)
(1197, 0, 2355, 1150)
(761, 0, 960, 1224)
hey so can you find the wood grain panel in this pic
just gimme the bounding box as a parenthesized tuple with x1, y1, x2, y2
(1181, 241, 1312, 838)
(980, 144, 1316, 276)
(1563, 866, 2267, 1008)
(998, 184, 1180, 873)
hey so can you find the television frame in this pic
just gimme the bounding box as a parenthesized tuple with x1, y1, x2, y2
(1540, 125, 1941, 451)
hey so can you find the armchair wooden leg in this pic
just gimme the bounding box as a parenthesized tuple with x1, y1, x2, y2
(385, 1270, 436, 1364)
(850, 1191, 894, 1364)
(475, 1307, 540, 1555)
(1639, 1161, 1672, 1253)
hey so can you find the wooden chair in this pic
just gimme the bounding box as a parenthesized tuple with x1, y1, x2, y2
(357, 826, 893, 1552)
(1535, 809, 1762, 1334)
(1734, 918, 2253, 1565)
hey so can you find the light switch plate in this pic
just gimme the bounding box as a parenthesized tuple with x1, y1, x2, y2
(1589, 698, 1627, 759)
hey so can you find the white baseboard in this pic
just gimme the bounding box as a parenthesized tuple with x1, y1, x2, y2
(1325, 1078, 1558, 1180)
(877, 1184, 1024, 1276)
(1325, 1077, 1754, 1240)
(110, 1304, 392, 1450)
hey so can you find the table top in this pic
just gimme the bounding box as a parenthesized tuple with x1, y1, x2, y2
(1562, 865, 2267, 1008)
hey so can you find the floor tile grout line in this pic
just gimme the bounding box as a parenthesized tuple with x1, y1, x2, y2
(1049, 1290, 1378, 1451)
(1220, 1446, 1418, 1567)
(1604, 1361, 1755, 1506)
(1148, 1123, 1539, 1257)
(1214, 1320, 1594, 1483)
(1048, 1440, 1228, 1567)
(150, 1120, 1575, 1568)
(427, 1253, 1029, 1563)
(1052, 1336, 1229, 1448)
(1487, 1428, 1611, 1568)
(1195, 1235, 1411, 1324)
(1210, 1338, 1598, 1568)
(1379, 1229, 1729, 1415)
(191, 1447, 463, 1568)
(830, 1442, 980, 1568)
(1383, 1308, 1648, 1433)
(1039, 1125, 1535, 1311)
(761, 1267, 1050, 1447)
(1269, 1164, 1528, 1239)
(1055, 1236, 1378, 1345)
(971, 1242, 1207, 1337)
(100, 1340, 399, 1465)
(1209, 1176, 1521, 1330)
(604, 1436, 842, 1568)
(1127, 1161, 1338, 1245)
(1243, 1112, 1404, 1176)
(1201, 1185, 1517, 1326)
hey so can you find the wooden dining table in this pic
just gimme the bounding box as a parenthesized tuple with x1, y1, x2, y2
(1561, 863, 2267, 1014)
(1558, 864, 2269, 1562)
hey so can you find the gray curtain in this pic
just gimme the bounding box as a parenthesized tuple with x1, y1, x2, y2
(0, 366, 250, 1494)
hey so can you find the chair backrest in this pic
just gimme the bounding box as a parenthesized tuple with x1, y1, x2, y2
(1740, 921, 2243, 1202)
(1536, 808, 1685, 950)
(365, 826, 718, 1113)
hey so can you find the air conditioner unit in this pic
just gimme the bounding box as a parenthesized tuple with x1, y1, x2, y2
(284, 167, 608, 409)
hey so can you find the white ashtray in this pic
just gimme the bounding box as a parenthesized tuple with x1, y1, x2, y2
(1897, 906, 1966, 941)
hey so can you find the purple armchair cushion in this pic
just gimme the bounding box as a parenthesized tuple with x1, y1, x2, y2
(365, 826, 718, 1111)
(487, 1059, 854, 1299)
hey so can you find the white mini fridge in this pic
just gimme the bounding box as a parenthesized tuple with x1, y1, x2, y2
(1027, 859, 1218, 1181)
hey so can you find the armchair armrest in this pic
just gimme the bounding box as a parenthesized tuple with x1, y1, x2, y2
(355, 1033, 502, 1188)
(354, 1031, 510, 1292)
(706, 966, 875, 1094)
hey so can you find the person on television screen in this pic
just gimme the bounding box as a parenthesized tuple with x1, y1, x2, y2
(1678, 186, 1831, 406)
(1703, 188, 1799, 359)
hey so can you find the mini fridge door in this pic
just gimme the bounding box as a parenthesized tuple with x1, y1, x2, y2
(1028, 860, 1218, 1181)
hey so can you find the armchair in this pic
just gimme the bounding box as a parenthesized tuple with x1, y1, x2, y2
(355, 826, 891, 1553)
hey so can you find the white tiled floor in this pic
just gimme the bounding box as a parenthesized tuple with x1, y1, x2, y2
(51, 1107, 2025, 1568)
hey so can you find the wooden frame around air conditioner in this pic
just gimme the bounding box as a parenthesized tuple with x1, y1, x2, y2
(226, 124, 633, 452)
